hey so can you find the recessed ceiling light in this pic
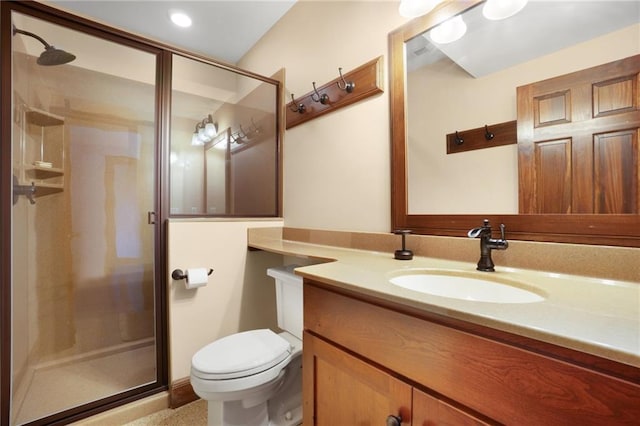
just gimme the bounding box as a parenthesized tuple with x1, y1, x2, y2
(169, 10, 192, 28)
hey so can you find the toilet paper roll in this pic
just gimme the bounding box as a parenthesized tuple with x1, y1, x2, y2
(185, 268, 209, 289)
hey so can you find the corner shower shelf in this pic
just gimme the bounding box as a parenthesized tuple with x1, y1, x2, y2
(26, 109, 64, 127)
(18, 107, 66, 199)
(25, 166, 64, 180)
(32, 183, 64, 197)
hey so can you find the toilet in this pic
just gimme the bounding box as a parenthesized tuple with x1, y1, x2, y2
(190, 265, 303, 426)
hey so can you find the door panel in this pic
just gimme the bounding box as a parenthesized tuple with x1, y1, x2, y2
(518, 55, 640, 214)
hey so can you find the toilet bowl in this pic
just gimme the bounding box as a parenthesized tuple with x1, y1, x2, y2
(190, 265, 303, 426)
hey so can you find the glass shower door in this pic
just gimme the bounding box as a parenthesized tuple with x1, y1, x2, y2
(10, 11, 160, 424)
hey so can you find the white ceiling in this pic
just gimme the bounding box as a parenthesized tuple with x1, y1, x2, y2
(47, 0, 297, 64)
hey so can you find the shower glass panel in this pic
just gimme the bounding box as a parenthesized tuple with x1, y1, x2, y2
(170, 54, 279, 216)
(11, 12, 158, 424)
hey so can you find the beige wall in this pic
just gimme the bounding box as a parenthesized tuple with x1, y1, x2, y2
(167, 219, 284, 381)
(239, 1, 408, 232)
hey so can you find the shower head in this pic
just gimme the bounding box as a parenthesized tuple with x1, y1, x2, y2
(37, 45, 77, 66)
(12, 25, 76, 66)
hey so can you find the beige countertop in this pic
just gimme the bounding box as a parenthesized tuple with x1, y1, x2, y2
(249, 231, 640, 368)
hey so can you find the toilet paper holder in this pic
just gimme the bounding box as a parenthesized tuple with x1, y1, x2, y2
(171, 268, 213, 281)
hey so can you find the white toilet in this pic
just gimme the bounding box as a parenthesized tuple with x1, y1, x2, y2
(190, 265, 303, 426)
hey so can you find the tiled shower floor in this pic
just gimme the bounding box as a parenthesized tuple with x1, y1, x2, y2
(14, 343, 155, 425)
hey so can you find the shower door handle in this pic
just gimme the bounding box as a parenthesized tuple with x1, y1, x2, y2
(147, 211, 156, 225)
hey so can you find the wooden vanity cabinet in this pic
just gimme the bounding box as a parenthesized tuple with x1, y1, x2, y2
(302, 280, 640, 425)
(304, 331, 488, 426)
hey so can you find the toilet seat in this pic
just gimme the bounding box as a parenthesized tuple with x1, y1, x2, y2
(191, 329, 292, 380)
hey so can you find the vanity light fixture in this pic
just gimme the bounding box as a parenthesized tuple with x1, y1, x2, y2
(482, 0, 528, 20)
(203, 114, 217, 138)
(191, 122, 205, 146)
(169, 10, 192, 28)
(191, 115, 218, 146)
(399, 0, 443, 18)
(430, 15, 467, 44)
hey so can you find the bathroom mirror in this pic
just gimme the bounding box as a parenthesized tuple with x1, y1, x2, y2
(389, 0, 640, 246)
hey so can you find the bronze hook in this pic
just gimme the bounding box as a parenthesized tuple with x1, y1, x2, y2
(311, 82, 329, 104)
(289, 94, 305, 113)
(484, 125, 495, 141)
(336, 67, 355, 93)
(455, 131, 464, 145)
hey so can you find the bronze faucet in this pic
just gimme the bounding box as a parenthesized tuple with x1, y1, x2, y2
(468, 219, 508, 271)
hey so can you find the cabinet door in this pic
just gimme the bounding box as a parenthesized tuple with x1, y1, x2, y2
(412, 388, 491, 426)
(303, 331, 412, 425)
(517, 54, 640, 213)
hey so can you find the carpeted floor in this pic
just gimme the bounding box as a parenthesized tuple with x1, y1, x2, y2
(123, 399, 207, 425)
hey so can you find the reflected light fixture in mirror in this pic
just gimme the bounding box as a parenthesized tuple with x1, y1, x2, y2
(204, 115, 217, 138)
(483, 0, 528, 20)
(399, 0, 444, 18)
(430, 15, 467, 44)
(191, 123, 204, 146)
(191, 115, 218, 146)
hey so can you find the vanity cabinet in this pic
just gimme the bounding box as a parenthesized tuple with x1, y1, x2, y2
(303, 280, 640, 425)
(303, 331, 412, 425)
(304, 331, 488, 426)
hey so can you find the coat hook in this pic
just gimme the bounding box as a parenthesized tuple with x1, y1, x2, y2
(231, 132, 244, 144)
(250, 117, 261, 134)
(455, 131, 464, 145)
(239, 124, 250, 140)
(289, 94, 305, 113)
(311, 82, 329, 104)
(336, 67, 355, 93)
(484, 125, 495, 141)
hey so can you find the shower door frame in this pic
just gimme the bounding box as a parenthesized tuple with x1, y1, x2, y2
(0, 2, 171, 424)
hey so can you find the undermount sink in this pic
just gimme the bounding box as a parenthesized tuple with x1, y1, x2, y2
(389, 271, 545, 304)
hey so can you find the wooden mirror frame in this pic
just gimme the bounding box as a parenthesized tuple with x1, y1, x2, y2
(389, 0, 640, 247)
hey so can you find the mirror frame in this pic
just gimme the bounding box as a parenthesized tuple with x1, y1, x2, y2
(389, 0, 640, 247)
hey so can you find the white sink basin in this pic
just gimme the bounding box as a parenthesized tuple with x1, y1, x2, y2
(389, 271, 545, 304)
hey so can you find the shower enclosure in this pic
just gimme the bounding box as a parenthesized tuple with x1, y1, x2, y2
(2, 2, 282, 424)
(2, 5, 165, 425)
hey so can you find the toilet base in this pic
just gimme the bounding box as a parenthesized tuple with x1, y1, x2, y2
(204, 353, 302, 426)
(216, 400, 269, 426)
(206, 400, 301, 426)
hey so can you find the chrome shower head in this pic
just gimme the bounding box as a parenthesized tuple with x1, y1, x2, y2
(12, 25, 76, 66)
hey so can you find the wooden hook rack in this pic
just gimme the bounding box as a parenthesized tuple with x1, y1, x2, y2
(286, 56, 384, 129)
(446, 120, 517, 154)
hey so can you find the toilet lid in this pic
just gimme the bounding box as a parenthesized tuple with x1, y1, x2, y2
(192, 329, 292, 380)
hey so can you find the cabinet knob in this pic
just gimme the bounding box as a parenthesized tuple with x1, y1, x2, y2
(386, 414, 402, 426)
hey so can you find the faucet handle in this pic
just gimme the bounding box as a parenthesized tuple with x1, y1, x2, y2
(499, 223, 506, 240)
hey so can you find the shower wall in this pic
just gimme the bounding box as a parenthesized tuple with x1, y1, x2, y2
(12, 50, 75, 398)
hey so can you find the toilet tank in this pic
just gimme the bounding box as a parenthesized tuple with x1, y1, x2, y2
(267, 265, 303, 340)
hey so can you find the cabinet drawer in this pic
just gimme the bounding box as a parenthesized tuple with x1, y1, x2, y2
(304, 281, 640, 425)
